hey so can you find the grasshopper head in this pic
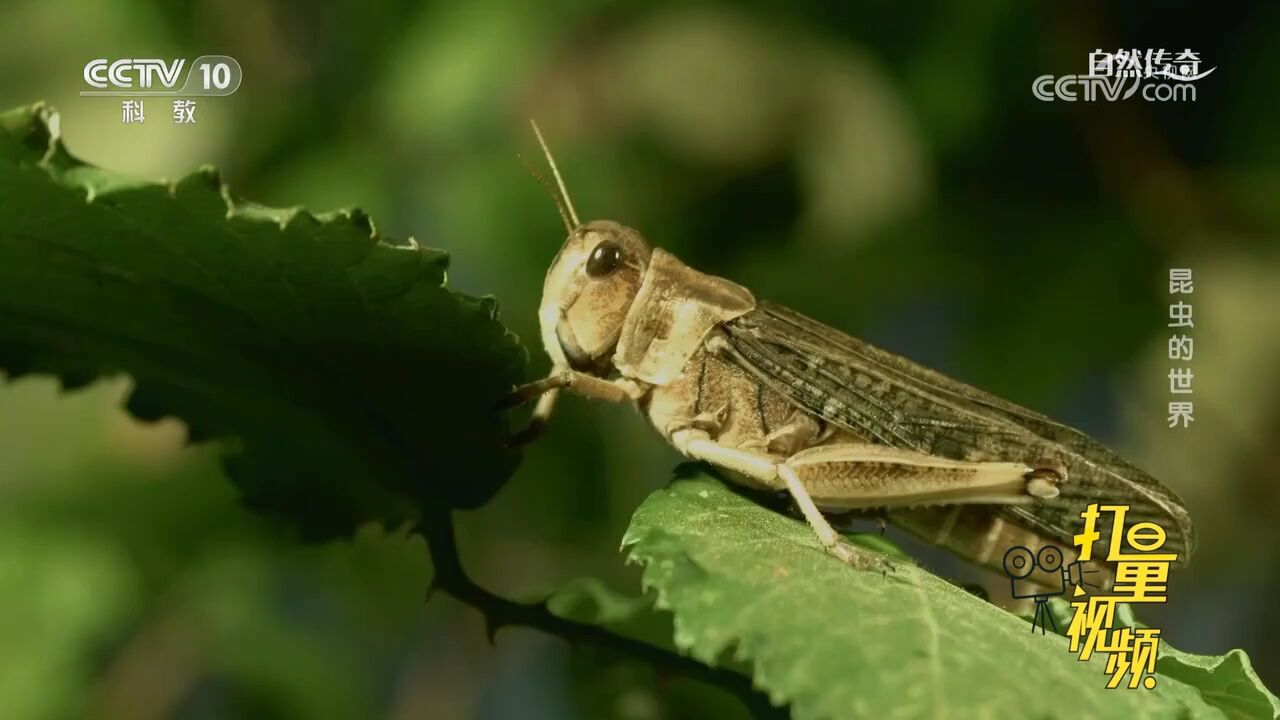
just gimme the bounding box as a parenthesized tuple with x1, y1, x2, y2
(539, 221, 652, 375)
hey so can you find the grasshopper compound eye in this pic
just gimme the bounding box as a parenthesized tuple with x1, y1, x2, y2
(586, 240, 623, 277)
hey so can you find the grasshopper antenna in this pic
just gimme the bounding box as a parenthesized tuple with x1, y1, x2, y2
(529, 119, 580, 229)
(519, 153, 575, 234)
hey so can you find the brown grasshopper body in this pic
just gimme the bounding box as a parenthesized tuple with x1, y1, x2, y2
(506, 125, 1193, 579)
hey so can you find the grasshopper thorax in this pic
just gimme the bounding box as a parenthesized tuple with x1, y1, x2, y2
(539, 220, 653, 375)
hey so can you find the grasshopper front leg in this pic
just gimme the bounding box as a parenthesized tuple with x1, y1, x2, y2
(500, 370, 649, 446)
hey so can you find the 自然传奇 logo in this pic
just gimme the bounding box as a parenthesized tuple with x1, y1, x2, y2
(1033, 48, 1214, 102)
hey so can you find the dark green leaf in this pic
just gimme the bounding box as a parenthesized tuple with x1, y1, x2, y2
(0, 104, 527, 538)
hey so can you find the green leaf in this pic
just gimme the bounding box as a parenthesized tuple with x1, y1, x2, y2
(623, 472, 1228, 720)
(1157, 647, 1280, 720)
(523, 577, 677, 653)
(0, 104, 527, 538)
(544, 577, 655, 627)
(1110, 603, 1280, 720)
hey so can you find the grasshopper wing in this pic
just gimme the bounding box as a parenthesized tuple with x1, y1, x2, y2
(719, 301, 1195, 565)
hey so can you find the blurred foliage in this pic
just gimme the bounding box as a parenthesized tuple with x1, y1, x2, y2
(1, 0, 1278, 718)
(0, 378, 439, 719)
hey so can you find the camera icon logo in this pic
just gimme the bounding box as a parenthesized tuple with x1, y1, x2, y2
(1003, 544, 1098, 634)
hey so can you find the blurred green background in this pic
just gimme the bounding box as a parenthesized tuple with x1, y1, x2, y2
(2, 1, 1279, 718)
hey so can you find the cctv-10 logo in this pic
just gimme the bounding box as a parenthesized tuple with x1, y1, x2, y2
(82, 55, 242, 96)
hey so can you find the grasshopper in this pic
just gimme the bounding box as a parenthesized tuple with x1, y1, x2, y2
(503, 123, 1194, 578)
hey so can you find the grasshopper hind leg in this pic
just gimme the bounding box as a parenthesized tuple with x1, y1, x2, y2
(671, 429, 894, 573)
(776, 462, 896, 572)
(671, 430, 1060, 572)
